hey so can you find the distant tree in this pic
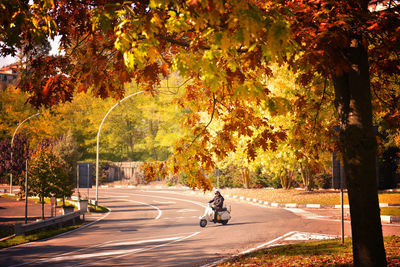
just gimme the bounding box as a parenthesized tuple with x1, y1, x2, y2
(0, 135, 31, 190)
(11, 134, 31, 188)
(0, 86, 37, 141)
(51, 131, 81, 205)
(0, 138, 11, 184)
(29, 142, 67, 219)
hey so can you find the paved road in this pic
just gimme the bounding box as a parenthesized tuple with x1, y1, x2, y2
(1, 188, 399, 266)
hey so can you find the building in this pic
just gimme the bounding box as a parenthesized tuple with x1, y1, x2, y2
(0, 63, 19, 90)
(102, 162, 145, 185)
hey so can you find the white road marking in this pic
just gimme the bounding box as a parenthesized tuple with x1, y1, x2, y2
(238, 231, 297, 254)
(46, 248, 143, 261)
(201, 231, 340, 267)
(284, 208, 400, 227)
(9, 192, 207, 266)
(10, 232, 200, 266)
(201, 231, 297, 267)
(45, 236, 186, 262)
(162, 216, 199, 220)
(285, 208, 328, 220)
(284, 232, 338, 241)
(100, 236, 185, 247)
(124, 193, 208, 208)
(153, 200, 176, 204)
(74, 232, 201, 266)
(177, 209, 198, 213)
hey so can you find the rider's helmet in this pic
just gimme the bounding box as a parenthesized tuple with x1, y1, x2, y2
(215, 189, 220, 195)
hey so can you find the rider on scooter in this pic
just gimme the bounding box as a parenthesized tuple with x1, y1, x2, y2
(209, 189, 224, 222)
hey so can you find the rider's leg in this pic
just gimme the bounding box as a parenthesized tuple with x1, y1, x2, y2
(213, 207, 220, 222)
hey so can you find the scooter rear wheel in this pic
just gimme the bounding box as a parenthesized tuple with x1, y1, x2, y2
(222, 220, 228, 225)
(200, 219, 207, 227)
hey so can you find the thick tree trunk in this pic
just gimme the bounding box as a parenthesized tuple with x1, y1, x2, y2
(332, 40, 386, 266)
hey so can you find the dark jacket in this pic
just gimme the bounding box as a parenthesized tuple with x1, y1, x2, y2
(209, 194, 224, 209)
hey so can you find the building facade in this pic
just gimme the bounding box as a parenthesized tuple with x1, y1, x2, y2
(0, 63, 19, 90)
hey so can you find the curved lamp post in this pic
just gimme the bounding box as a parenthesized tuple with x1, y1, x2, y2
(95, 91, 144, 206)
(10, 113, 41, 194)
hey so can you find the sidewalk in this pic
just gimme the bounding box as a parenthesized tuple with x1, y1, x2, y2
(0, 196, 63, 238)
(0, 196, 57, 224)
(0, 195, 104, 239)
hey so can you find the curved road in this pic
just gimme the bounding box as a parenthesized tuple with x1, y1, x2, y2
(1, 188, 399, 266)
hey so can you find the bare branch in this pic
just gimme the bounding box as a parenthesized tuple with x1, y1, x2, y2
(189, 93, 216, 147)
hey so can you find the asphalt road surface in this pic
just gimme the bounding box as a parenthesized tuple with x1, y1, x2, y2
(1, 188, 399, 266)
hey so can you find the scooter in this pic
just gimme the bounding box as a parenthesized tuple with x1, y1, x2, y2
(199, 203, 231, 227)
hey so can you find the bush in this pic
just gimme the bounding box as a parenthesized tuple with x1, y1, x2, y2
(253, 166, 270, 188)
(314, 173, 332, 189)
(166, 174, 179, 186)
(269, 174, 283, 189)
(208, 165, 244, 188)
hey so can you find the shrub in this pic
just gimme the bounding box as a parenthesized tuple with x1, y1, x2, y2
(314, 173, 332, 189)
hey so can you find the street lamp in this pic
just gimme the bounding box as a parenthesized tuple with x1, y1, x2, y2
(95, 91, 144, 206)
(10, 113, 41, 194)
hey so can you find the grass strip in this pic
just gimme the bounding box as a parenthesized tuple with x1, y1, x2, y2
(0, 224, 82, 249)
(220, 236, 400, 266)
(89, 204, 109, 213)
(381, 207, 400, 217)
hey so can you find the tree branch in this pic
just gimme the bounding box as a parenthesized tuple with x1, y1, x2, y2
(189, 93, 216, 147)
(372, 83, 391, 107)
(66, 32, 92, 58)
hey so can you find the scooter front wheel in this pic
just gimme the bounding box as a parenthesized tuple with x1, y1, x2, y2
(200, 219, 207, 227)
(222, 220, 228, 225)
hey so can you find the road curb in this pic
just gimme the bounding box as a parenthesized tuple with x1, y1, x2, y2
(223, 194, 400, 224)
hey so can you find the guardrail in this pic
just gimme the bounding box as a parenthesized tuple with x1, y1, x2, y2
(14, 209, 86, 236)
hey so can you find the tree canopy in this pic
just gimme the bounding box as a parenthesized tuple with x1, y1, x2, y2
(1, 0, 400, 265)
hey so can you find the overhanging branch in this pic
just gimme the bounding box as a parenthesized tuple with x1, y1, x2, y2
(189, 93, 216, 147)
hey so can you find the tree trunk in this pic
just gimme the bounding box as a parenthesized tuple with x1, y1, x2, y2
(332, 39, 386, 266)
(41, 196, 45, 220)
(280, 168, 292, 189)
(300, 162, 313, 191)
(241, 167, 250, 188)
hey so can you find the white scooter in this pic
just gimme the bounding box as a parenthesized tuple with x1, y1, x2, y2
(199, 203, 231, 227)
